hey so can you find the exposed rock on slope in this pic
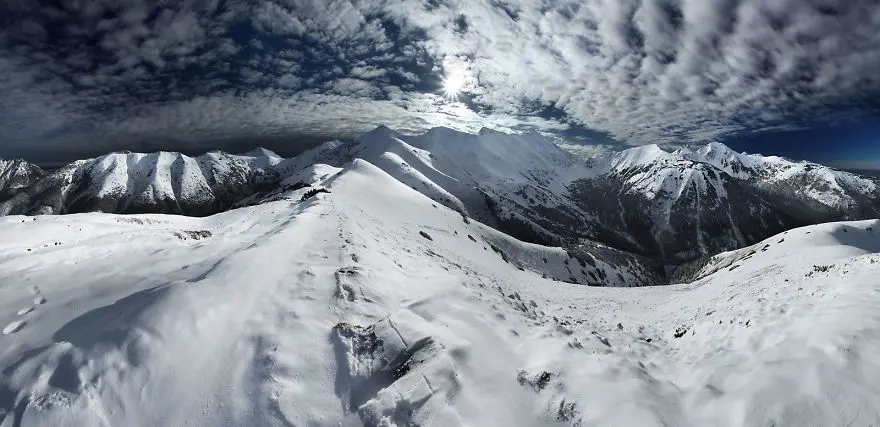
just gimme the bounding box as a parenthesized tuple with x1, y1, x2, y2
(2, 153, 880, 425)
(1, 126, 878, 269)
(676, 142, 880, 222)
(284, 127, 879, 266)
(567, 141, 880, 263)
(571, 146, 804, 263)
(0, 159, 45, 200)
(0, 151, 284, 216)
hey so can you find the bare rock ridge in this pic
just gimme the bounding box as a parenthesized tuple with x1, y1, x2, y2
(1, 126, 878, 277)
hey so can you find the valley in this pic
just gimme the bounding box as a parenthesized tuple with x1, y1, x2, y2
(1, 127, 879, 426)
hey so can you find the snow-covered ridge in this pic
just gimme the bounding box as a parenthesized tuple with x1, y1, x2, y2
(607, 141, 880, 214)
(305, 128, 878, 265)
(2, 152, 879, 425)
(1, 128, 879, 424)
(1, 127, 878, 268)
(0, 149, 284, 216)
(571, 141, 880, 263)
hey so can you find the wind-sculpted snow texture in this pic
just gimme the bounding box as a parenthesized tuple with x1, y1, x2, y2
(2, 155, 880, 426)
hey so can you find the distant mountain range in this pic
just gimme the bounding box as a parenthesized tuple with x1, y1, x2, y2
(2, 126, 878, 280)
(0, 149, 284, 216)
(843, 169, 880, 178)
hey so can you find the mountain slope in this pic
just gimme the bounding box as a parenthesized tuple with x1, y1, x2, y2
(568, 142, 880, 263)
(0, 151, 284, 216)
(278, 127, 879, 266)
(676, 142, 880, 221)
(1, 127, 878, 269)
(268, 126, 599, 246)
(572, 147, 805, 263)
(2, 157, 879, 426)
(0, 159, 46, 200)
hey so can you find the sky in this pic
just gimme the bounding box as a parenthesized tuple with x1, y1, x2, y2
(1, 0, 879, 167)
(720, 120, 880, 171)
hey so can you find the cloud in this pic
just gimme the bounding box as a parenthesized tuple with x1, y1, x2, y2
(0, 0, 878, 163)
(557, 143, 620, 160)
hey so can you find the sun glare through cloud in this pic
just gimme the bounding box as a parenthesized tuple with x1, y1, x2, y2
(443, 70, 465, 99)
(440, 57, 471, 101)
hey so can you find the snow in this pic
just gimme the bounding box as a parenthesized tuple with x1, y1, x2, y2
(0, 159, 46, 196)
(2, 320, 24, 335)
(5, 128, 875, 277)
(267, 126, 609, 250)
(608, 144, 676, 171)
(357, 126, 593, 197)
(1, 152, 880, 425)
(242, 147, 281, 159)
(0, 149, 288, 216)
(609, 141, 880, 215)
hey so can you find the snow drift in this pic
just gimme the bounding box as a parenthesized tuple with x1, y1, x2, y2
(1, 151, 880, 426)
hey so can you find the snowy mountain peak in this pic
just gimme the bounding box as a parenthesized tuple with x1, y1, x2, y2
(608, 143, 675, 170)
(2, 149, 879, 427)
(360, 124, 402, 143)
(0, 149, 285, 216)
(0, 158, 46, 198)
(1, 125, 878, 269)
(478, 126, 504, 136)
(669, 142, 878, 206)
(671, 142, 757, 179)
(424, 126, 461, 135)
(242, 147, 281, 158)
(699, 141, 739, 157)
(0, 157, 42, 173)
(672, 141, 739, 161)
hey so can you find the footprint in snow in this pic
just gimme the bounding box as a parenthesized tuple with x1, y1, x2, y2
(17, 306, 34, 316)
(34, 296, 46, 305)
(3, 320, 25, 335)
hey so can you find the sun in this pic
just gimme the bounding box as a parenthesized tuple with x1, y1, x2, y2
(442, 71, 466, 99)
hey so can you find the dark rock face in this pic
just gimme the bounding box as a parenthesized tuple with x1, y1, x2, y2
(0, 159, 46, 200)
(567, 169, 804, 264)
(482, 146, 880, 267)
(472, 153, 813, 266)
(753, 169, 880, 224)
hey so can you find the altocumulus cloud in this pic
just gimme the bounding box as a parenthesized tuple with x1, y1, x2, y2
(1, 0, 879, 163)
